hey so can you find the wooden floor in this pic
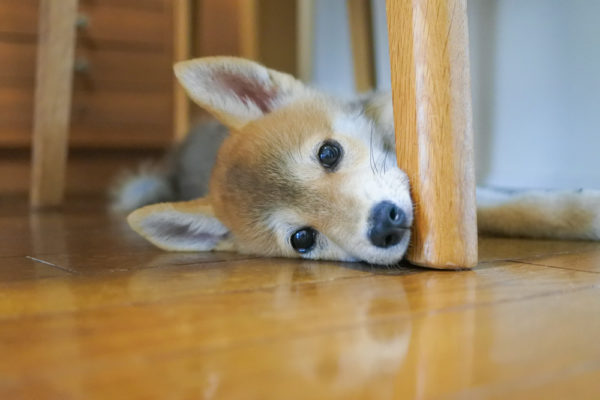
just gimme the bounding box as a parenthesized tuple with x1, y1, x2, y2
(1, 197, 600, 399)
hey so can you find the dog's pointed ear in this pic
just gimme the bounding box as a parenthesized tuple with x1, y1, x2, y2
(361, 92, 394, 130)
(127, 198, 234, 252)
(174, 57, 308, 129)
(359, 92, 395, 148)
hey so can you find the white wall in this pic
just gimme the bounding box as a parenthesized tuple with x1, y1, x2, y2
(312, 0, 355, 96)
(310, 0, 600, 189)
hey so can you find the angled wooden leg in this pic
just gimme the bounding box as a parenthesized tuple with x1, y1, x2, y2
(347, 0, 375, 93)
(239, 0, 298, 75)
(296, 0, 315, 82)
(239, 0, 259, 61)
(173, 0, 193, 141)
(30, 0, 78, 208)
(386, 0, 478, 269)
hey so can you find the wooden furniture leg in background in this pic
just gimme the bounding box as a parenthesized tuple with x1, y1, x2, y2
(239, 0, 259, 60)
(173, 0, 193, 141)
(347, 0, 375, 93)
(239, 0, 298, 76)
(296, 0, 315, 82)
(386, 0, 478, 269)
(30, 0, 78, 208)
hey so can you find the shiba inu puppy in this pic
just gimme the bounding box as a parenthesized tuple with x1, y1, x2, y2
(114, 57, 600, 266)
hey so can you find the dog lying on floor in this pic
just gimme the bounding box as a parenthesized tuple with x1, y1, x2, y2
(113, 57, 600, 265)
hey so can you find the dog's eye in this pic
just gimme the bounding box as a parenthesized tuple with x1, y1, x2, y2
(290, 227, 317, 253)
(318, 141, 342, 170)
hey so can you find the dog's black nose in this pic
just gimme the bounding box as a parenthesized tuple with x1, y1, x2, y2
(368, 201, 408, 248)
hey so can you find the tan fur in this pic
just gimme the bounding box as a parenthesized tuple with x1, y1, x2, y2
(209, 99, 367, 257)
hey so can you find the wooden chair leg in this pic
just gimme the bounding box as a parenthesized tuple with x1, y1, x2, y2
(173, 0, 193, 141)
(386, 0, 478, 269)
(239, 0, 259, 61)
(347, 0, 375, 93)
(239, 0, 298, 76)
(296, 0, 315, 82)
(30, 0, 78, 209)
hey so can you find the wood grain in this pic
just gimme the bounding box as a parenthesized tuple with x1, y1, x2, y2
(0, 256, 72, 283)
(0, 148, 166, 198)
(522, 248, 600, 273)
(1, 197, 600, 398)
(1, 86, 172, 149)
(386, 0, 477, 269)
(0, 0, 171, 48)
(478, 237, 600, 263)
(0, 0, 175, 150)
(0, 41, 172, 90)
(30, 0, 78, 208)
(347, 0, 375, 92)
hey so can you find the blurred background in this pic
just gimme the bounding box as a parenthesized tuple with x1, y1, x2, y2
(1, 0, 599, 200)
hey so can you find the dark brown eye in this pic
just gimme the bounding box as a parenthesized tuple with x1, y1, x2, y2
(318, 141, 342, 170)
(290, 227, 317, 253)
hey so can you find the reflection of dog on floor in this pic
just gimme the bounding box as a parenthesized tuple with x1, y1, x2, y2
(113, 57, 600, 265)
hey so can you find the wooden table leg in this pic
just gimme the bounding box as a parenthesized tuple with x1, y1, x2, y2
(30, 0, 78, 209)
(386, 0, 478, 269)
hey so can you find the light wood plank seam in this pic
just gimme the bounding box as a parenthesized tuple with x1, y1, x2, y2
(25, 256, 78, 274)
(511, 259, 600, 275)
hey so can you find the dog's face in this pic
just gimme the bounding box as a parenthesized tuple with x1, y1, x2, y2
(128, 57, 413, 265)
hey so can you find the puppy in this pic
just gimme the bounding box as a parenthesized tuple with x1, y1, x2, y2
(114, 57, 600, 265)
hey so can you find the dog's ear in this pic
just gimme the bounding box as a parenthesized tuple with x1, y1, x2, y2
(362, 93, 393, 128)
(127, 198, 234, 252)
(359, 92, 395, 148)
(174, 57, 308, 129)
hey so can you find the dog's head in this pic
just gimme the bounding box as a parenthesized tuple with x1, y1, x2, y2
(128, 57, 413, 265)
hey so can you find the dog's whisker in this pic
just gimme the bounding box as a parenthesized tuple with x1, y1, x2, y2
(383, 145, 391, 175)
(369, 124, 375, 175)
(378, 148, 388, 176)
(369, 123, 381, 176)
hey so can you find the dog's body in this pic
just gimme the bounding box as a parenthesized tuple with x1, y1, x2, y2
(116, 57, 600, 265)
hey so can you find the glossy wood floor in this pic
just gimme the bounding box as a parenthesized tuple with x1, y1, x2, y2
(2, 197, 600, 399)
